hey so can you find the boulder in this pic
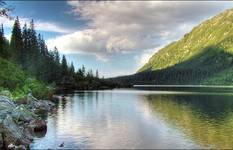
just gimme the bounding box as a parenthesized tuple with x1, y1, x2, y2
(0, 115, 33, 147)
(0, 96, 17, 110)
(0, 133, 3, 149)
(0, 106, 13, 120)
(0, 94, 55, 148)
(29, 100, 55, 114)
(11, 105, 38, 123)
(28, 119, 47, 132)
(32, 129, 47, 138)
(7, 143, 15, 149)
(7, 143, 26, 150)
(27, 92, 37, 105)
(15, 96, 28, 105)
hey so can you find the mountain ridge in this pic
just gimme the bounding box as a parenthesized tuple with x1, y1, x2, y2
(108, 8, 233, 86)
(139, 8, 233, 73)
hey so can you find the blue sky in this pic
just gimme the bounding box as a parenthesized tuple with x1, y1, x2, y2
(1, 1, 233, 77)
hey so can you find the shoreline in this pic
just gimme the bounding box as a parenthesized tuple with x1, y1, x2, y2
(0, 92, 56, 149)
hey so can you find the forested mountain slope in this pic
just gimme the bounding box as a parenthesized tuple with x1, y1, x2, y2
(140, 9, 233, 72)
(135, 8, 233, 85)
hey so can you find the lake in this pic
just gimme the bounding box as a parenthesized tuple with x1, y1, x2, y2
(30, 89, 233, 149)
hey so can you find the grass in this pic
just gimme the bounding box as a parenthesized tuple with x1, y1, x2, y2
(0, 57, 53, 100)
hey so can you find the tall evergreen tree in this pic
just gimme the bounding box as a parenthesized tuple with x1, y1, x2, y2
(28, 19, 39, 75)
(50, 47, 61, 84)
(0, 24, 8, 58)
(81, 65, 86, 77)
(22, 23, 30, 69)
(10, 16, 23, 64)
(61, 55, 68, 76)
(70, 62, 75, 75)
(53, 47, 60, 64)
(96, 69, 99, 78)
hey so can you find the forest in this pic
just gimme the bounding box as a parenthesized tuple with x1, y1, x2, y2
(0, 16, 116, 99)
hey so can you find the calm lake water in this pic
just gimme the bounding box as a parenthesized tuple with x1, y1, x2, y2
(30, 89, 233, 149)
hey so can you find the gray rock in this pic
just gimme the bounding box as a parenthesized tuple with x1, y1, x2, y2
(0, 115, 33, 147)
(27, 92, 37, 104)
(0, 133, 3, 148)
(11, 105, 38, 123)
(8, 143, 15, 149)
(15, 144, 26, 150)
(29, 100, 55, 114)
(0, 96, 17, 110)
(7, 143, 26, 150)
(0, 94, 55, 149)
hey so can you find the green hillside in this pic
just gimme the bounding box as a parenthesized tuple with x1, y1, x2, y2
(137, 8, 233, 85)
(0, 58, 51, 99)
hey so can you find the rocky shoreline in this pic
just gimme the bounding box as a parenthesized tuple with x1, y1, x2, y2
(0, 92, 55, 149)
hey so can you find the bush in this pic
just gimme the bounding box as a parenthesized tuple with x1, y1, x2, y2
(0, 58, 53, 100)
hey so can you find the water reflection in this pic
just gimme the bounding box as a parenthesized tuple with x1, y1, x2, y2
(30, 90, 233, 149)
(143, 94, 233, 149)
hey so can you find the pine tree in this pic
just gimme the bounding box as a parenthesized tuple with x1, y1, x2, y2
(87, 69, 93, 80)
(81, 65, 86, 77)
(53, 47, 60, 64)
(96, 69, 99, 78)
(51, 47, 61, 84)
(70, 62, 75, 75)
(10, 16, 23, 64)
(22, 23, 30, 70)
(0, 24, 8, 58)
(61, 55, 68, 76)
(28, 19, 39, 75)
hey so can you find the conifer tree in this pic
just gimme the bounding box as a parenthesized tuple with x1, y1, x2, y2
(0, 24, 8, 58)
(96, 69, 99, 79)
(81, 65, 86, 77)
(28, 19, 39, 75)
(61, 55, 68, 76)
(70, 62, 75, 74)
(53, 47, 60, 64)
(22, 23, 29, 69)
(10, 16, 23, 64)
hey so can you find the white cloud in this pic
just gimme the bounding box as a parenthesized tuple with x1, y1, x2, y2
(0, 16, 71, 33)
(47, 1, 233, 62)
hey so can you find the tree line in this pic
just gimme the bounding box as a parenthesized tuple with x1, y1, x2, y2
(0, 17, 115, 90)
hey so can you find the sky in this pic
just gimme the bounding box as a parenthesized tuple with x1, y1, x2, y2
(1, 1, 233, 78)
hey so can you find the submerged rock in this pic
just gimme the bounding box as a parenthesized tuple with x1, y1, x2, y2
(32, 128, 47, 138)
(28, 119, 47, 132)
(59, 142, 64, 147)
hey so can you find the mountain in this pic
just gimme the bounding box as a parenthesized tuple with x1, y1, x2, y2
(135, 8, 233, 85)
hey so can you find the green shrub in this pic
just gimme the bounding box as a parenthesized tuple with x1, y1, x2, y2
(0, 58, 53, 100)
